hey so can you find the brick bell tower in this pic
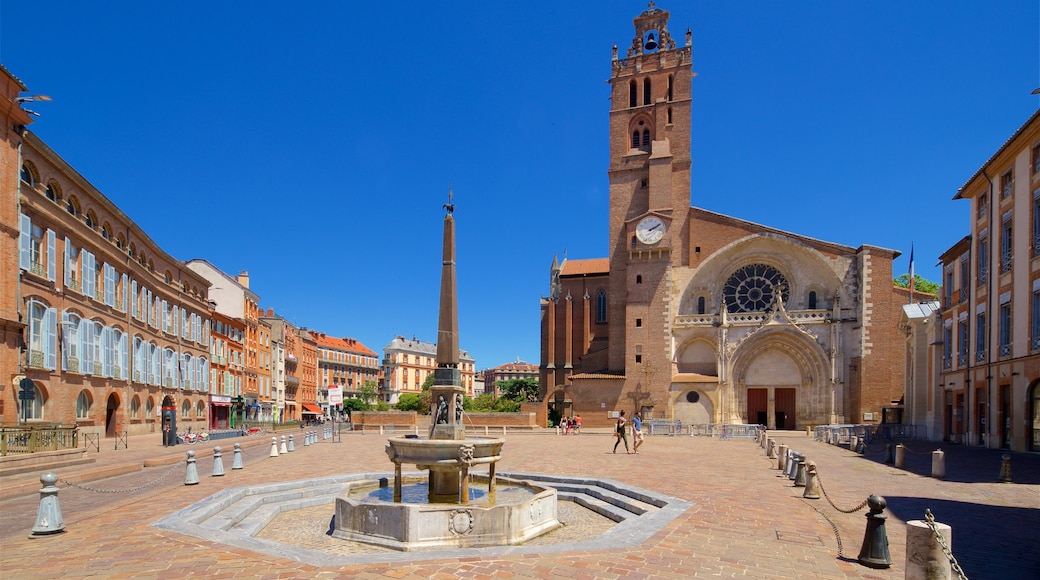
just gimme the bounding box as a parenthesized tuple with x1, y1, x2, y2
(607, 3, 693, 408)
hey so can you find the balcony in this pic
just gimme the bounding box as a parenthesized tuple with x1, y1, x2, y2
(999, 344, 1011, 357)
(957, 353, 967, 367)
(942, 357, 952, 370)
(285, 376, 300, 387)
(1001, 251, 1013, 274)
(29, 351, 46, 369)
(976, 350, 986, 363)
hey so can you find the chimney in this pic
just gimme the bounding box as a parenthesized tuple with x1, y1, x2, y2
(266, 308, 274, 317)
(237, 270, 250, 288)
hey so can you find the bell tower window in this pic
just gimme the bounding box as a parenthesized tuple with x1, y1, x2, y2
(642, 130, 651, 147)
(632, 131, 640, 148)
(629, 81, 637, 108)
(643, 78, 652, 105)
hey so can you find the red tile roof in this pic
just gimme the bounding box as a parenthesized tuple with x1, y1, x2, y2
(308, 332, 377, 356)
(561, 258, 609, 277)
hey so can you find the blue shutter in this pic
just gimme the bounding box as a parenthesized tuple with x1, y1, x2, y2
(64, 237, 73, 287)
(101, 327, 112, 377)
(44, 308, 57, 370)
(121, 274, 129, 312)
(82, 252, 95, 297)
(162, 300, 169, 332)
(120, 333, 129, 380)
(104, 264, 115, 306)
(46, 230, 55, 281)
(18, 214, 31, 270)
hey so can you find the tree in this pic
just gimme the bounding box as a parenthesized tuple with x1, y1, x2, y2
(341, 397, 370, 414)
(893, 274, 940, 295)
(498, 378, 540, 403)
(394, 393, 424, 412)
(357, 380, 379, 406)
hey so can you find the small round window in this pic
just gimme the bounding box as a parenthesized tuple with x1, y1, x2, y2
(686, 391, 700, 403)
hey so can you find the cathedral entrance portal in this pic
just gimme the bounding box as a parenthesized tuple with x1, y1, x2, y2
(775, 388, 795, 430)
(744, 386, 797, 430)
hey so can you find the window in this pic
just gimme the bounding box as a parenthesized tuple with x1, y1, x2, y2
(667, 75, 673, 101)
(999, 302, 1011, 357)
(958, 320, 968, 366)
(181, 400, 190, 418)
(146, 397, 154, 418)
(959, 256, 969, 303)
(21, 383, 44, 420)
(28, 300, 57, 370)
(642, 129, 650, 147)
(723, 264, 789, 313)
(808, 291, 817, 310)
(643, 78, 652, 105)
(1001, 213, 1013, 273)
(976, 312, 986, 362)
(697, 296, 705, 314)
(632, 131, 640, 148)
(102, 224, 111, 241)
(636, 275, 643, 284)
(667, 107, 672, 124)
(19, 214, 55, 280)
(1033, 143, 1040, 175)
(45, 181, 60, 202)
(76, 390, 91, 419)
(977, 191, 988, 219)
(66, 196, 78, 217)
(84, 211, 96, 230)
(596, 289, 607, 323)
(1034, 190, 1040, 257)
(21, 163, 37, 187)
(635, 318, 642, 328)
(130, 396, 140, 419)
(945, 269, 953, 306)
(629, 80, 637, 108)
(1001, 170, 1014, 199)
(942, 325, 952, 369)
(977, 232, 988, 285)
(196, 400, 205, 418)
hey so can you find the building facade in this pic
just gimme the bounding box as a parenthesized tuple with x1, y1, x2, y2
(11, 123, 214, 435)
(540, 4, 907, 430)
(481, 359, 539, 397)
(940, 109, 1040, 452)
(310, 332, 380, 411)
(382, 336, 476, 404)
(209, 309, 245, 428)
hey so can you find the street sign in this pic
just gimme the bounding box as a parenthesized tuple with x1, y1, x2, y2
(19, 378, 35, 400)
(328, 385, 342, 406)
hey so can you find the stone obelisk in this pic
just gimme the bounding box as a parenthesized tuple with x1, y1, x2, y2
(430, 192, 466, 442)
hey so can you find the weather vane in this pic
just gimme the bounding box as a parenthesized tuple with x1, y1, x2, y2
(444, 182, 455, 214)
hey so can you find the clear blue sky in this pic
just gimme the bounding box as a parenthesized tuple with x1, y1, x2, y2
(3, 2, 1038, 370)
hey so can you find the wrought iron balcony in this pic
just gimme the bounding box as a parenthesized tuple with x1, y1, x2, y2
(1001, 251, 1013, 273)
(976, 350, 986, 362)
(999, 343, 1011, 357)
(942, 356, 952, 370)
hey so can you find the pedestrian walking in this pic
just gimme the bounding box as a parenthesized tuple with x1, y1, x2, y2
(632, 412, 644, 454)
(574, 414, 582, 434)
(613, 410, 630, 454)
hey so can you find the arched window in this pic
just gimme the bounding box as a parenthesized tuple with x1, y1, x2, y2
(180, 400, 190, 418)
(101, 223, 112, 241)
(596, 289, 608, 323)
(76, 390, 91, 419)
(196, 400, 205, 418)
(642, 130, 651, 147)
(84, 211, 96, 230)
(21, 382, 44, 420)
(632, 131, 640, 148)
(21, 162, 37, 187)
(145, 397, 155, 417)
(130, 396, 141, 419)
(808, 291, 818, 310)
(636, 275, 643, 284)
(643, 78, 652, 105)
(697, 296, 706, 314)
(45, 181, 60, 202)
(629, 80, 637, 107)
(116, 234, 125, 250)
(66, 196, 79, 217)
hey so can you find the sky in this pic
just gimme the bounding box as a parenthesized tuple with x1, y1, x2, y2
(3, 1, 1038, 370)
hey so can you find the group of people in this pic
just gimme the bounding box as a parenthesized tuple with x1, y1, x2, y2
(560, 415, 582, 434)
(613, 410, 644, 454)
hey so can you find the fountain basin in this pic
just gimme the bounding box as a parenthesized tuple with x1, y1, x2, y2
(332, 475, 560, 551)
(384, 436, 504, 467)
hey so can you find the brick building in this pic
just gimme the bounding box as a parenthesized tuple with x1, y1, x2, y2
(541, 4, 907, 430)
(208, 309, 245, 428)
(937, 108, 1040, 452)
(480, 359, 539, 397)
(8, 67, 215, 435)
(310, 332, 380, 413)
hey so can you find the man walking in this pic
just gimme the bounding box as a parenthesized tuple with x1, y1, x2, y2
(632, 412, 644, 454)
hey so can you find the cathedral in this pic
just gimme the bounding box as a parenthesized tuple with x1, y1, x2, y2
(540, 4, 908, 429)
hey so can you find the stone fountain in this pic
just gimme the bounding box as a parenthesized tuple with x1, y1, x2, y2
(332, 195, 560, 550)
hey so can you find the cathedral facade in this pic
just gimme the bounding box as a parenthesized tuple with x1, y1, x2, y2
(540, 4, 907, 429)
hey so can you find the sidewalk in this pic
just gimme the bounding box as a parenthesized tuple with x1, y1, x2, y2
(0, 429, 1035, 578)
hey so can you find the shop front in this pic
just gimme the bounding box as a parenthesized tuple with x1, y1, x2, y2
(209, 395, 232, 430)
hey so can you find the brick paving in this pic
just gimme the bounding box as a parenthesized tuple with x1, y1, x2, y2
(0, 429, 1037, 579)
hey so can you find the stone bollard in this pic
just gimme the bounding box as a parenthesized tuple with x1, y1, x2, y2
(788, 452, 800, 480)
(232, 443, 244, 470)
(777, 444, 789, 471)
(212, 446, 225, 477)
(884, 443, 893, 464)
(802, 462, 820, 499)
(279, 435, 288, 454)
(29, 472, 65, 538)
(288, 434, 296, 452)
(805, 425, 812, 436)
(857, 495, 892, 569)
(906, 518, 952, 579)
(849, 435, 858, 452)
(767, 438, 777, 459)
(184, 450, 200, 485)
(303, 431, 310, 447)
(794, 457, 807, 487)
(895, 444, 906, 468)
(931, 449, 945, 479)
(270, 436, 280, 457)
(857, 438, 867, 454)
(999, 454, 1013, 483)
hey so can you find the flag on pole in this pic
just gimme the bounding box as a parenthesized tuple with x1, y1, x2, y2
(908, 243, 915, 296)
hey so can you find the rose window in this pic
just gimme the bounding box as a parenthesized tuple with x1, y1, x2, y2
(722, 264, 789, 313)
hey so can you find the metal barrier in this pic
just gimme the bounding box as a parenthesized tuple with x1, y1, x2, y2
(113, 431, 128, 450)
(83, 432, 100, 453)
(0, 425, 79, 455)
(688, 423, 725, 437)
(647, 419, 682, 436)
(720, 424, 763, 440)
(870, 424, 925, 440)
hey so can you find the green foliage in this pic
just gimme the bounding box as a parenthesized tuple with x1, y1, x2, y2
(375, 401, 390, 411)
(894, 274, 940, 295)
(341, 397, 370, 413)
(357, 381, 379, 405)
(421, 374, 435, 390)
(497, 378, 540, 403)
(394, 393, 424, 412)
(468, 393, 497, 412)
(547, 406, 562, 427)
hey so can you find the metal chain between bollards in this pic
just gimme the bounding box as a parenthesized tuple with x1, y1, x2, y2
(801, 499, 847, 559)
(925, 509, 969, 580)
(898, 442, 934, 455)
(59, 462, 181, 494)
(814, 470, 870, 513)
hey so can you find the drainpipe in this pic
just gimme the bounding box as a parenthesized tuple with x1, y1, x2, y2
(981, 168, 995, 449)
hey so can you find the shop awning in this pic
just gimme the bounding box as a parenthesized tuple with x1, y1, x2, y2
(302, 404, 324, 414)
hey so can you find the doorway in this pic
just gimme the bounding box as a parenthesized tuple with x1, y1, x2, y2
(1029, 382, 1040, 452)
(999, 384, 1011, 449)
(775, 388, 796, 430)
(105, 393, 120, 437)
(747, 388, 767, 426)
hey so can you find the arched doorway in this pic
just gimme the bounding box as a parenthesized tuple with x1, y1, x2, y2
(1029, 381, 1040, 452)
(545, 389, 570, 427)
(105, 393, 120, 437)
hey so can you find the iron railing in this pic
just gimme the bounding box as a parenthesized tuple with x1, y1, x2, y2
(0, 424, 79, 456)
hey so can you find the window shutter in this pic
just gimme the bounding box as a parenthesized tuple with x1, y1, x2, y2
(77, 319, 89, 373)
(120, 333, 129, 380)
(104, 264, 116, 306)
(19, 214, 31, 270)
(131, 280, 138, 317)
(44, 308, 57, 370)
(180, 356, 189, 390)
(82, 252, 94, 297)
(64, 237, 73, 287)
(61, 311, 70, 371)
(162, 300, 169, 332)
(102, 327, 113, 377)
(121, 274, 129, 312)
(171, 306, 179, 336)
(46, 230, 56, 281)
(151, 344, 160, 385)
